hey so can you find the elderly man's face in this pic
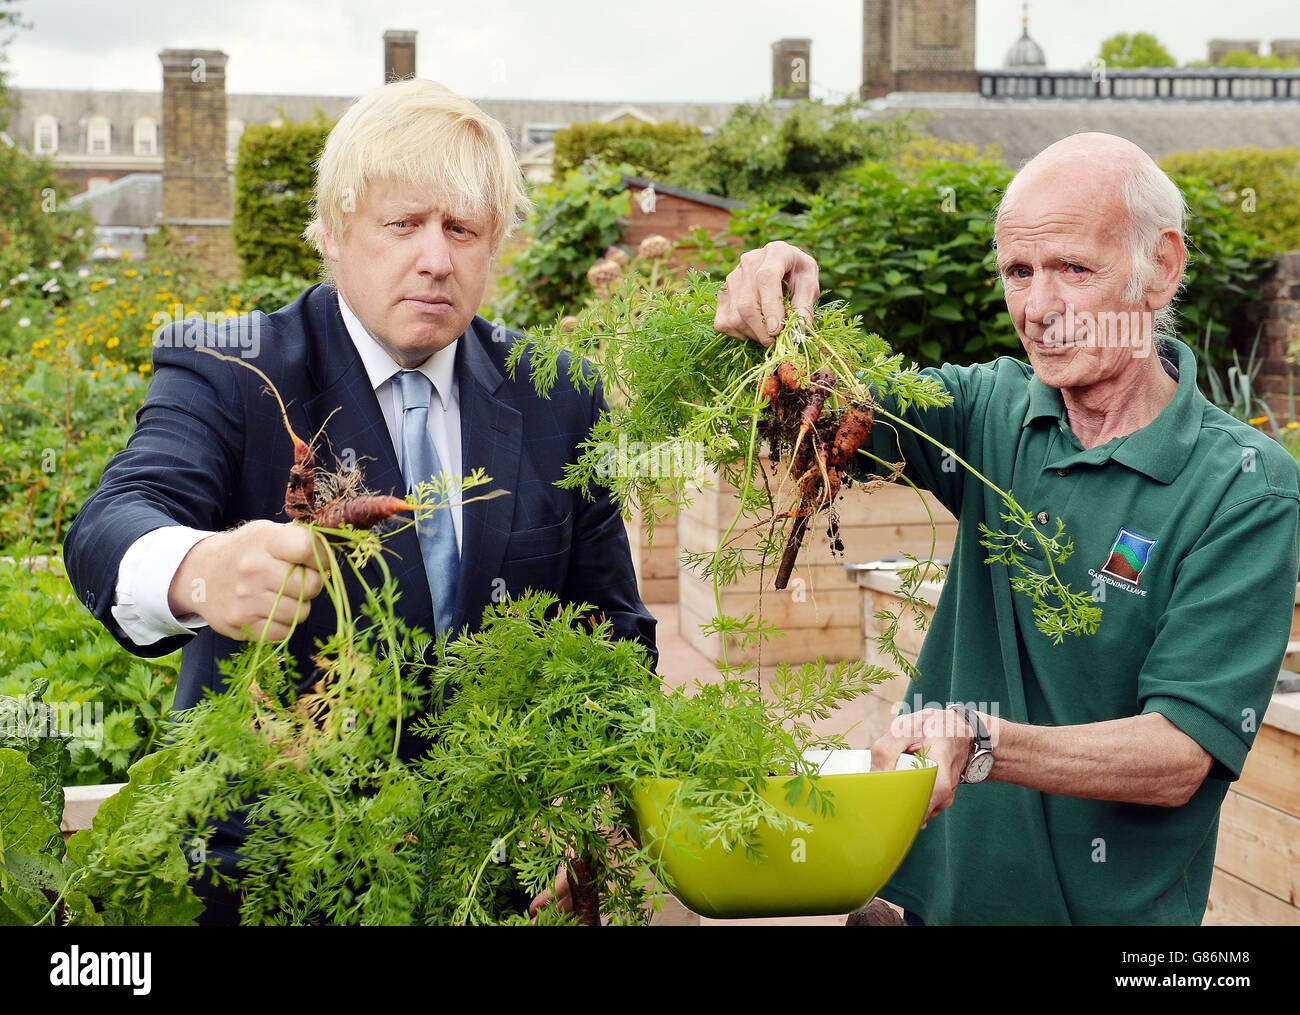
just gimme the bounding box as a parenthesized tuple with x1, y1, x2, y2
(323, 179, 493, 369)
(996, 170, 1152, 393)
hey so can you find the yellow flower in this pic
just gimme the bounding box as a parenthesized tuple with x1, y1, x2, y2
(106, 337, 120, 349)
(1287, 422, 1300, 430)
(125, 269, 138, 278)
(1248, 416, 1268, 426)
(163, 270, 173, 277)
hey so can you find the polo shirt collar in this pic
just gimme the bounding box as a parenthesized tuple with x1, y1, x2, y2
(1021, 336, 1202, 485)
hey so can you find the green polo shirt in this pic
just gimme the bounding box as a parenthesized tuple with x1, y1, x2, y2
(860, 336, 1300, 925)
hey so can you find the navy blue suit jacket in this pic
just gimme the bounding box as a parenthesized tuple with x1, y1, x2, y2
(64, 283, 657, 712)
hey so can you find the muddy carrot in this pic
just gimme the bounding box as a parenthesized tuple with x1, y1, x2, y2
(283, 438, 317, 520)
(775, 500, 812, 590)
(311, 495, 413, 530)
(567, 857, 601, 927)
(776, 361, 802, 391)
(828, 406, 873, 466)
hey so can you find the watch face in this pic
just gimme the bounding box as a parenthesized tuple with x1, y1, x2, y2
(965, 751, 994, 784)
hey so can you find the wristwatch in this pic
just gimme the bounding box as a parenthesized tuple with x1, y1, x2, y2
(947, 704, 994, 784)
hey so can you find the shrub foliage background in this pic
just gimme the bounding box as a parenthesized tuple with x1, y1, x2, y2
(552, 120, 703, 179)
(1159, 146, 1300, 253)
(492, 162, 629, 331)
(232, 115, 333, 279)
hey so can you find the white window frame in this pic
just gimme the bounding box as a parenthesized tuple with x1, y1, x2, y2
(87, 116, 111, 155)
(34, 115, 59, 154)
(133, 117, 157, 156)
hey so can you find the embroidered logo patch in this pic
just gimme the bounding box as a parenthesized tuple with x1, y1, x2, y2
(1100, 527, 1157, 587)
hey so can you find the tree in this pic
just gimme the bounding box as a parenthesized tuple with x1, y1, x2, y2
(0, 0, 30, 131)
(664, 99, 916, 213)
(1216, 50, 1300, 69)
(1097, 32, 1177, 69)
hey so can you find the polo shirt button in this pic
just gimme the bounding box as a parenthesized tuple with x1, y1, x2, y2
(1056, 468, 1069, 477)
(1035, 511, 1050, 525)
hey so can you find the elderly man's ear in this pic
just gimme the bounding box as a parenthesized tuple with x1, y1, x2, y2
(1145, 230, 1188, 310)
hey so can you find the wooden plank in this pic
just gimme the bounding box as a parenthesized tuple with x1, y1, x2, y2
(639, 576, 678, 605)
(1234, 723, 1300, 816)
(677, 612, 865, 665)
(1203, 866, 1300, 926)
(678, 576, 861, 630)
(864, 596, 935, 660)
(1214, 791, 1300, 907)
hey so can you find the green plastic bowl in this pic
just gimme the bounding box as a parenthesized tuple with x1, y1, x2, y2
(631, 761, 936, 919)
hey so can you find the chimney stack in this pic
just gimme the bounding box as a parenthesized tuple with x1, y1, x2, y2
(772, 38, 812, 101)
(1271, 39, 1300, 66)
(384, 30, 417, 82)
(1208, 39, 1261, 65)
(159, 48, 237, 278)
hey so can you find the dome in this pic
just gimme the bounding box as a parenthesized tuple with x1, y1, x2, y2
(1005, 26, 1047, 69)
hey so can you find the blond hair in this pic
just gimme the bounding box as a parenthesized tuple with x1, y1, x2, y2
(304, 79, 530, 270)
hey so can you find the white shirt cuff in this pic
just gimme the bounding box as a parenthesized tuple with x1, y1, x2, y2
(111, 526, 213, 646)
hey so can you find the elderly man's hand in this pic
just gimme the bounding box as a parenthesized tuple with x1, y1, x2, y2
(714, 240, 820, 345)
(871, 708, 977, 824)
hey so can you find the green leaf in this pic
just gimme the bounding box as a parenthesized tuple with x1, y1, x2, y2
(0, 748, 61, 859)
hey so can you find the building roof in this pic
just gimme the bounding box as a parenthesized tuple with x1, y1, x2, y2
(1004, 27, 1046, 70)
(873, 94, 1300, 167)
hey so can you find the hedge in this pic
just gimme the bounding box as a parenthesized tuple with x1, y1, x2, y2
(232, 115, 333, 279)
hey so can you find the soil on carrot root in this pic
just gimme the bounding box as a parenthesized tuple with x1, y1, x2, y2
(756, 364, 873, 590)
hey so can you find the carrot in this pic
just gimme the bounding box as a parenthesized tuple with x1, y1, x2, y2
(775, 500, 812, 590)
(311, 495, 413, 530)
(776, 361, 802, 391)
(567, 856, 601, 927)
(759, 373, 781, 402)
(283, 438, 317, 520)
(828, 406, 873, 466)
(788, 367, 837, 468)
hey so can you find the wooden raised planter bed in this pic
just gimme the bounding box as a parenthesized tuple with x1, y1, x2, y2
(855, 568, 1300, 926)
(626, 503, 679, 606)
(60, 782, 125, 840)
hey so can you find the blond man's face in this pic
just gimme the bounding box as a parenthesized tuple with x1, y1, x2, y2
(323, 180, 493, 369)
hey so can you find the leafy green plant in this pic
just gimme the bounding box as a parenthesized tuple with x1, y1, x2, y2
(721, 158, 1016, 367)
(232, 115, 333, 279)
(510, 274, 1100, 649)
(0, 721, 202, 926)
(692, 159, 1275, 377)
(0, 145, 94, 284)
(493, 162, 630, 331)
(215, 270, 319, 315)
(1096, 32, 1176, 68)
(0, 558, 179, 785)
(1215, 50, 1299, 69)
(0, 350, 146, 554)
(66, 504, 884, 924)
(666, 99, 915, 213)
(1160, 147, 1300, 253)
(552, 120, 703, 179)
(416, 591, 884, 924)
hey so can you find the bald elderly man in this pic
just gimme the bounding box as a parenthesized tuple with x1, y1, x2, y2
(717, 133, 1300, 925)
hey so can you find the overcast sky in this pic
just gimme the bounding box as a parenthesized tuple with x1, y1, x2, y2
(5, 0, 1300, 101)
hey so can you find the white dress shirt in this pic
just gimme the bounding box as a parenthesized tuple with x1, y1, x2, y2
(111, 292, 463, 646)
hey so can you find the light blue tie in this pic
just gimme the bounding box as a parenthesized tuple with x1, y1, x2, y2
(396, 370, 459, 634)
